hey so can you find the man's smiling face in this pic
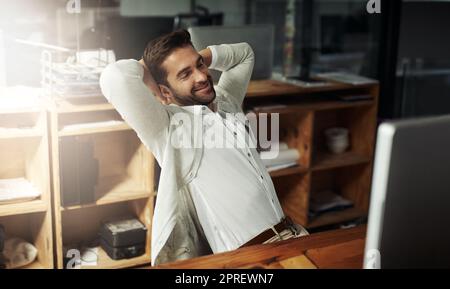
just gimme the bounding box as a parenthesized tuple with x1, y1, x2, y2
(161, 45, 216, 106)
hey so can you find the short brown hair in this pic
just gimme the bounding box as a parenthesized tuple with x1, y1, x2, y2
(143, 29, 194, 86)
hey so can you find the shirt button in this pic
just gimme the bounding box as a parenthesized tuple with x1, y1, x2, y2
(233, 132, 237, 136)
(260, 175, 264, 180)
(202, 106, 206, 110)
(247, 152, 251, 157)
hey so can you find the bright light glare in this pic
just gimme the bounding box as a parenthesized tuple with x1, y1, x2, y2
(0, 30, 5, 88)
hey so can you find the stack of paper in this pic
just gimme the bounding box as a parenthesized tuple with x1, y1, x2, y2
(259, 142, 300, 172)
(41, 50, 116, 99)
(43, 63, 104, 98)
(309, 190, 353, 218)
(0, 178, 41, 204)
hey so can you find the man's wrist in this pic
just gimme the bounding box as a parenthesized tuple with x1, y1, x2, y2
(138, 58, 149, 70)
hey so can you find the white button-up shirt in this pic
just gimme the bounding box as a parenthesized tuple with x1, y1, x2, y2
(188, 103, 284, 254)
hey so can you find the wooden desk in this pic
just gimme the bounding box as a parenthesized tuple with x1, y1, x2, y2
(142, 225, 367, 269)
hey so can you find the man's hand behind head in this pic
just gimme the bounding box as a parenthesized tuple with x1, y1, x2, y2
(139, 59, 167, 105)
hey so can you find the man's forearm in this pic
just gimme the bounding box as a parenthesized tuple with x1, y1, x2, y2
(205, 43, 254, 73)
(203, 43, 255, 106)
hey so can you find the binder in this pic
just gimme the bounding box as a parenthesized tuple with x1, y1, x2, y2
(59, 137, 98, 206)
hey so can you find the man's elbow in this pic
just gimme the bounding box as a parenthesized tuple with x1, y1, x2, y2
(242, 42, 255, 63)
(99, 63, 116, 101)
(100, 60, 137, 101)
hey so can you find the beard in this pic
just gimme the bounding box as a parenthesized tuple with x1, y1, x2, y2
(171, 75, 216, 106)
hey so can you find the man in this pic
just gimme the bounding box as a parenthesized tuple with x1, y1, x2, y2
(100, 29, 308, 266)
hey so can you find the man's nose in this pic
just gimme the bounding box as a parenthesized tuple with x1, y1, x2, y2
(193, 68, 208, 83)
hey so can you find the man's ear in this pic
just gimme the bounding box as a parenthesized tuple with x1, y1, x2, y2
(158, 84, 173, 105)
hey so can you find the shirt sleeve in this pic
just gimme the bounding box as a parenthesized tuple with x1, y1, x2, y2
(207, 43, 255, 108)
(99, 59, 169, 159)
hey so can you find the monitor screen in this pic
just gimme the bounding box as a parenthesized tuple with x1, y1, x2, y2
(365, 116, 450, 268)
(103, 16, 174, 60)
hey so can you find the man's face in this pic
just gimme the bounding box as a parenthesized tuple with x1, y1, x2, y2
(161, 45, 216, 106)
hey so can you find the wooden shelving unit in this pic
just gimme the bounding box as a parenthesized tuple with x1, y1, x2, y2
(48, 97, 156, 269)
(244, 80, 379, 229)
(0, 106, 54, 269)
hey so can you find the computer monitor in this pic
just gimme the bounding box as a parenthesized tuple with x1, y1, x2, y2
(364, 115, 450, 269)
(103, 16, 174, 60)
(188, 24, 274, 81)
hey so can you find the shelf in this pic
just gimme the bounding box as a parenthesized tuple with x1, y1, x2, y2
(58, 121, 131, 137)
(307, 207, 366, 229)
(0, 127, 43, 139)
(22, 260, 45, 269)
(0, 108, 43, 115)
(81, 246, 151, 269)
(312, 152, 370, 171)
(61, 190, 154, 211)
(53, 97, 114, 114)
(269, 165, 308, 178)
(61, 176, 155, 211)
(251, 99, 374, 115)
(0, 199, 47, 217)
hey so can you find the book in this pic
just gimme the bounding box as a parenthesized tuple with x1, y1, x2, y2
(309, 190, 353, 217)
(0, 178, 41, 204)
